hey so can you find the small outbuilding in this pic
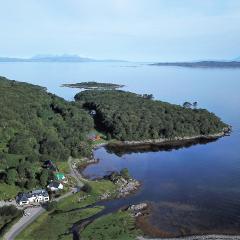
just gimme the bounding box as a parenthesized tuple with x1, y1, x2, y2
(43, 160, 58, 171)
(47, 182, 64, 191)
(54, 172, 67, 182)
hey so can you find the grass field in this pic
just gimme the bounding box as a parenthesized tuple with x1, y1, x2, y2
(81, 210, 141, 240)
(16, 179, 118, 239)
(56, 161, 70, 174)
(16, 206, 104, 240)
(56, 179, 117, 212)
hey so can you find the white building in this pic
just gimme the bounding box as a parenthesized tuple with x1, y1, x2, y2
(17, 189, 49, 206)
(47, 181, 64, 191)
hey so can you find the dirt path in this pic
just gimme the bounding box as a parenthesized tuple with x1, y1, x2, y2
(68, 156, 85, 188)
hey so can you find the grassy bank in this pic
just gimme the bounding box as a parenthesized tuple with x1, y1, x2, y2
(57, 179, 117, 211)
(16, 206, 104, 240)
(81, 210, 141, 240)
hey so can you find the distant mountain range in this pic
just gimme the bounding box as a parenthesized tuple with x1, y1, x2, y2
(152, 61, 240, 68)
(0, 54, 127, 63)
(1, 55, 240, 67)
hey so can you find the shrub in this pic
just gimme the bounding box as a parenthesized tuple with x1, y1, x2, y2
(46, 201, 58, 212)
(81, 183, 92, 193)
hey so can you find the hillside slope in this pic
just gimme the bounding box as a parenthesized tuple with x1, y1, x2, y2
(0, 77, 93, 195)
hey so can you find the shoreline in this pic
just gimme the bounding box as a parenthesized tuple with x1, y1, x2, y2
(77, 128, 239, 239)
(109, 128, 230, 147)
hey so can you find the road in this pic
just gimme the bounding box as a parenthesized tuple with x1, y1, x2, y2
(3, 186, 76, 240)
(68, 156, 85, 188)
(3, 206, 45, 240)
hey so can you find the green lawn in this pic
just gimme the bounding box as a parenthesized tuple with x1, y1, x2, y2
(81, 211, 141, 240)
(16, 179, 118, 239)
(56, 161, 70, 174)
(16, 206, 104, 240)
(57, 179, 117, 212)
(87, 179, 117, 196)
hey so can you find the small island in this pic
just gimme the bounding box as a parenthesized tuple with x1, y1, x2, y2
(151, 61, 240, 68)
(62, 81, 124, 90)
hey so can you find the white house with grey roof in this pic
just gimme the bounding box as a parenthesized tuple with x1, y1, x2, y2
(47, 181, 64, 191)
(16, 189, 49, 206)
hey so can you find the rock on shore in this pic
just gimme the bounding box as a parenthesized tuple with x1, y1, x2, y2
(128, 203, 148, 217)
(116, 177, 140, 197)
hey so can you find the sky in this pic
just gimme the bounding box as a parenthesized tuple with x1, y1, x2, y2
(1, 0, 240, 61)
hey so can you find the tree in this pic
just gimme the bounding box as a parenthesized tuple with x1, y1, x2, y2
(142, 94, 154, 100)
(120, 168, 131, 180)
(26, 154, 38, 163)
(6, 169, 18, 185)
(193, 101, 198, 109)
(81, 183, 92, 193)
(39, 169, 49, 187)
(8, 133, 37, 155)
(0, 205, 22, 218)
(17, 164, 26, 179)
(106, 133, 112, 141)
(17, 180, 26, 188)
(183, 102, 192, 109)
(26, 178, 36, 189)
(46, 201, 57, 211)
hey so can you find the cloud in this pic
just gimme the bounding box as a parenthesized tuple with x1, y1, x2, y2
(0, 0, 240, 60)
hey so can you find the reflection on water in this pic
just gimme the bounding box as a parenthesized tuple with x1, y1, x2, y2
(106, 137, 218, 156)
(83, 132, 240, 236)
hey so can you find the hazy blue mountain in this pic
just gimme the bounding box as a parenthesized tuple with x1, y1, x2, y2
(30, 54, 93, 62)
(0, 54, 127, 63)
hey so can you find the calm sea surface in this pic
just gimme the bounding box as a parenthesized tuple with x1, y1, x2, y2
(1, 62, 240, 236)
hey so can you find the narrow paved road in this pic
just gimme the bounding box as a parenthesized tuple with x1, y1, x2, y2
(3, 207, 45, 240)
(3, 185, 75, 239)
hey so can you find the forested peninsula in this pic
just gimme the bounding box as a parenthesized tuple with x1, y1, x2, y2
(75, 90, 229, 141)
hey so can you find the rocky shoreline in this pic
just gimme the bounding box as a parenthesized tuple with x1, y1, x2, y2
(110, 127, 231, 147)
(101, 171, 141, 199)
